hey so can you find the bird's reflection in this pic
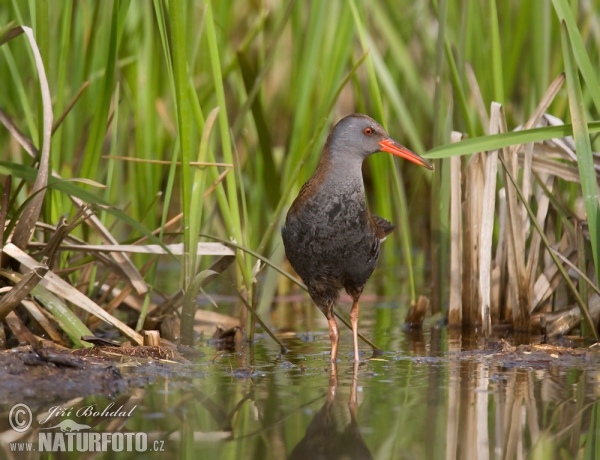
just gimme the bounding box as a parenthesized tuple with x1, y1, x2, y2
(289, 362, 373, 460)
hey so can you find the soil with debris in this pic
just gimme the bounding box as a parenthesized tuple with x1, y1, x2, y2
(0, 348, 125, 404)
(0, 344, 198, 406)
(445, 339, 600, 372)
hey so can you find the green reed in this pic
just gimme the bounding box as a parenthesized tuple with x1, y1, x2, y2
(1, 0, 600, 342)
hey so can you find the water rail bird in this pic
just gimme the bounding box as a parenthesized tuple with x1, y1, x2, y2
(282, 114, 434, 362)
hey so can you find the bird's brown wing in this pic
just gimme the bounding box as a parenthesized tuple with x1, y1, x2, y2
(370, 215, 396, 240)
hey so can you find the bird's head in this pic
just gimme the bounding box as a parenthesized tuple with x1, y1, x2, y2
(328, 114, 434, 170)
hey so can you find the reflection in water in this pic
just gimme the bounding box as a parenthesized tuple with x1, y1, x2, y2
(2, 326, 598, 459)
(289, 363, 372, 460)
(445, 330, 599, 460)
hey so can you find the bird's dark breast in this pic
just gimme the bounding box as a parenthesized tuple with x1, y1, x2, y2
(282, 186, 379, 297)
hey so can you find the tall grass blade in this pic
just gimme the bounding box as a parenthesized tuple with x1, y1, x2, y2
(425, 122, 600, 159)
(1, 34, 38, 140)
(431, 0, 448, 313)
(583, 401, 600, 460)
(205, 0, 251, 293)
(237, 51, 279, 209)
(189, 107, 220, 279)
(349, 0, 420, 302)
(561, 21, 600, 288)
(31, 283, 93, 348)
(80, 0, 119, 180)
(231, 0, 295, 138)
(553, 0, 600, 114)
(181, 269, 218, 346)
(168, 0, 194, 287)
(489, 0, 504, 104)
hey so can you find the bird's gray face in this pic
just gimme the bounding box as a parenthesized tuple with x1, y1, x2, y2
(329, 114, 434, 170)
(330, 115, 390, 160)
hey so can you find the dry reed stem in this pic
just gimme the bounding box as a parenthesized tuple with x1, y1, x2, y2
(466, 62, 490, 134)
(521, 142, 534, 238)
(479, 103, 502, 330)
(70, 199, 148, 295)
(0, 264, 48, 320)
(20, 299, 65, 345)
(449, 131, 463, 327)
(526, 175, 554, 301)
(6, 27, 53, 251)
(520, 154, 598, 184)
(101, 156, 232, 168)
(5, 311, 37, 345)
(52, 81, 90, 135)
(493, 189, 507, 319)
(42, 242, 235, 256)
(463, 154, 485, 325)
(497, 105, 529, 329)
(3, 243, 143, 345)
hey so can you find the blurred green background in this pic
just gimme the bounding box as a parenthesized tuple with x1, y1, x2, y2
(1, 0, 599, 326)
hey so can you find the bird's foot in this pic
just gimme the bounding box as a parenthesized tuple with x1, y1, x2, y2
(350, 349, 364, 363)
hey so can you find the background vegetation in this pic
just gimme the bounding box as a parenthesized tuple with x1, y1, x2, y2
(1, 0, 600, 343)
(2, 2, 600, 458)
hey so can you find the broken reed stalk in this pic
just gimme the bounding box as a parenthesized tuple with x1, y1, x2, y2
(462, 152, 483, 326)
(478, 103, 502, 333)
(551, 248, 600, 298)
(453, 72, 592, 335)
(498, 108, 530, 330)
(0, 263, 48, 320)
(458, 125, 595, 336)
(3, 243, 144, 345)
(497, 154, 598, 340)
(448, 132, 463, 327)
(101, 156, 232, 168)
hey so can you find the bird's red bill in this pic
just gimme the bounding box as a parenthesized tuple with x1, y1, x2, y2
(379, 139, 434, 170)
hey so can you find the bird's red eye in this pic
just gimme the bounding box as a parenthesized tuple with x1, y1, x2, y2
(364, 127, 373, 135)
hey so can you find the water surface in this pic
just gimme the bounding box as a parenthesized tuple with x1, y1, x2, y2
(3, 304, 600, 459)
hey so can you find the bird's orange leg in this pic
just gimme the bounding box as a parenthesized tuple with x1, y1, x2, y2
(327, 316, 339, 362)
(350, 299, 360, 362)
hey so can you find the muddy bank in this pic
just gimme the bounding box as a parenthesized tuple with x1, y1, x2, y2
(0, 348, 125, 405)
(0, 345, 200, 407)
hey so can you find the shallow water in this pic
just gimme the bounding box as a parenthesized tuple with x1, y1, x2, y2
(2, 303, 600, 459)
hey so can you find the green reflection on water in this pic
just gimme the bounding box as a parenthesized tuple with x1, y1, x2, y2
(3, 312, 600, 459)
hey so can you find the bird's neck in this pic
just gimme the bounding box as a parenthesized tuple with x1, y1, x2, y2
(314, 149, 366, 197)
